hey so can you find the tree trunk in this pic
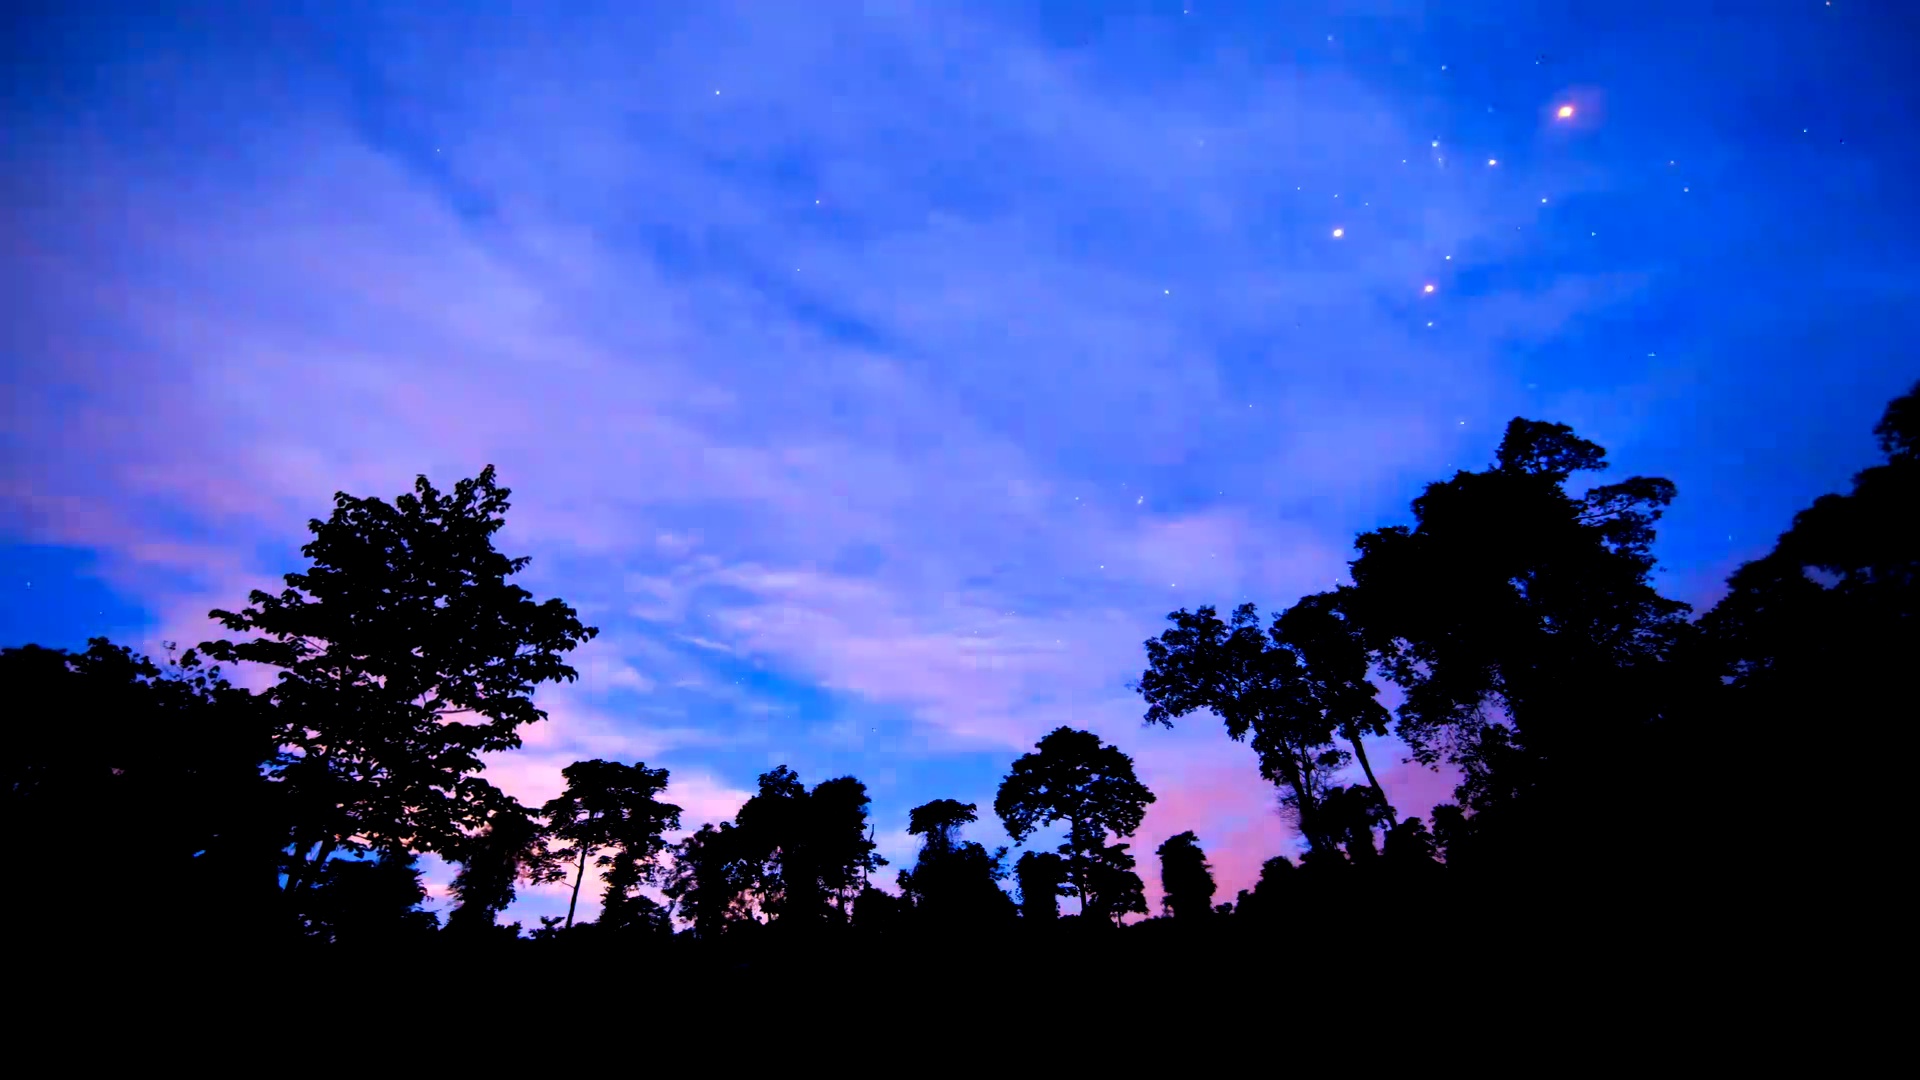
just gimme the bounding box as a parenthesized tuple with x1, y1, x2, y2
(1287, 743, 1334, 855)
(1346, 728, 1394, 820)
(565, 844, 590, 928)
(1070, 815, 1088, 920)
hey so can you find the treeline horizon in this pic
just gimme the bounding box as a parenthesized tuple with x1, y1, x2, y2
(5, 380, 1912, 970)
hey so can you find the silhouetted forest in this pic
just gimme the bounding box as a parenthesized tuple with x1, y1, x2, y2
(6, 383, 1912, 994)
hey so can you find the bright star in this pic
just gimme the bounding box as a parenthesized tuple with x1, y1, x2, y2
(1332, 227, 1345, 238)
(1556, 104, 1575, 119)
(1488, 158, 1498, 166)
(1423, 284, 1436, 293)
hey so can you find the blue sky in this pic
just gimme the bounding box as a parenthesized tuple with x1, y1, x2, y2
(3, 1, 1914, 923)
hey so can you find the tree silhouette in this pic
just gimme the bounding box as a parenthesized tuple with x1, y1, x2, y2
(1341, 418, 1693, 878)
(1155, 831, 1217, 919)
(1014, 850, 1070, 922)
(1382, 816, 1441, 875)
(897, 799, 1016, 926)
(0, 638, 280, 936)
(199, 466, 597, 910)
(540, 759, 682, 929)
(733, 767, 883, 928)
(1231, 855, 1295, 925)
(663, 822, 756, 938)
(304, 851, 440, 946)
(1136, 604, 1345, 850)
(23, 381, 1914, 976)
(1319, 784, 1392, 866)
(445, 800, 553, 936)
(907, 798, 978, 858)
(807, 776, 887, 920)
(994, 727, 1155, 924)
(1271, 592, 1396, 818)
(1703, 380, 1919, 869)
(1081, 841, 1148, 925)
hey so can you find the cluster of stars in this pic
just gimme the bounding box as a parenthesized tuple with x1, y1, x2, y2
(1307, 97, 1606, 319)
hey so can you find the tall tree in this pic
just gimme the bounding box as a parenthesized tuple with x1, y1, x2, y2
(1341, 419, 1693, 875)
(1136, 604, 1345, 850)
(1271, 592, 1396, 818)
(1155, 831, 1217, 920)
(906, 799, 978, 859)
(897, 799, 1015, 926)
(540, 759, 682, 929)
(807, 776, 887, 920)
(733, 767, 882, 927)
(994, 727, 1155, 925)
(200, 466, 598, 906)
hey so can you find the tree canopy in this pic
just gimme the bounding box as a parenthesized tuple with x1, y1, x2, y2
(995, 727, 1155, 924)
(198, 466, 598, 914)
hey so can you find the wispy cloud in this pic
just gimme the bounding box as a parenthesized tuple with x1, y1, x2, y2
(2, 1, 1659, 910)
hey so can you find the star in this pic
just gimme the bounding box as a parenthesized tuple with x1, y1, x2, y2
(1136, 495, 1144, 505)
(1423, 284, 1436, 293)
(1488, 158, 1498, 166)
(1432, 139, 1440, 148)
(1331, 227, 1345, 238)
(1556, 104, 1575, 120)
(1541, 197, 1549, 203)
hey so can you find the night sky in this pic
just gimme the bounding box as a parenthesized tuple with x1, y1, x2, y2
(4, 1, 1915, 925)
